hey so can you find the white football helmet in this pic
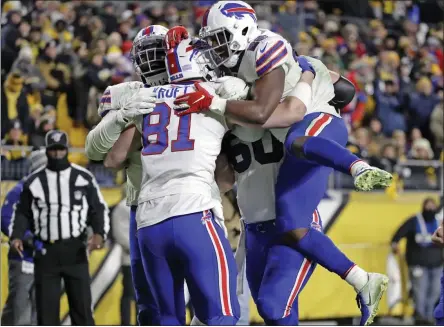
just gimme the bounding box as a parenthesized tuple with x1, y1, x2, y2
(131, 25, 169, 86)
(165, 38, 221, 83)
(199, 1, 259, 68)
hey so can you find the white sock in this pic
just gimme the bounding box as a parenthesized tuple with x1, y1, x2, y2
(350, 160, 371, 177)
(345, 265, 369, 292)
(191, 316, 207, 326)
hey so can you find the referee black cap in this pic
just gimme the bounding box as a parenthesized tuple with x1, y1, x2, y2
(45, 130, 69, 150)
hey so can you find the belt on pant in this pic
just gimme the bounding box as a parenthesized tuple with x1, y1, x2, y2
(244, 219, 276, 233)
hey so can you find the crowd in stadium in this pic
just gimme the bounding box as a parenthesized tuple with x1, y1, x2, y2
(1, 0, 443, 185)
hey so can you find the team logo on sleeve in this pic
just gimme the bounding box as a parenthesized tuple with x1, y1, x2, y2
(220, 3, 257, 22)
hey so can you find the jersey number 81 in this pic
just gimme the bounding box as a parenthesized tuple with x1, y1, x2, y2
(142, 103, 195, 155)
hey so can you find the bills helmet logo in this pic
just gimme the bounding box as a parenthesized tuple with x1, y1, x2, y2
(220, 3, 257, 22)
(142, 26, 154, 36)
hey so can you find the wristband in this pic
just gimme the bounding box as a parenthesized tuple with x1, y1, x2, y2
(210, 97, 228, 116)
(289, 81, 312, 109)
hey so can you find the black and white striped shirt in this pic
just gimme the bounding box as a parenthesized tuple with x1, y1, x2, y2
(10, 164, 110, 242)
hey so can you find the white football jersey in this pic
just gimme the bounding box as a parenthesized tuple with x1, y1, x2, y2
(303, 56, 337, 117)
(237, 29, 301, 100)
(223, 130, 284, 224)
(234, 29, 339, 143)
(268, 55, 340, 143)
(135, 82, 228, 229)
(126, 151, 142, 206)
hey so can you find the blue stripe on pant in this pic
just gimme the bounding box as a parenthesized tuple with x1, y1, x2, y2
(276, 112, 348, 233)
(129, 206, 158, 325)
(244, 219, 316, 325)
(137, 210, 240, 325)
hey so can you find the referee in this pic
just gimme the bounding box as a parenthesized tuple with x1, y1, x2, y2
(10, 130, 110, 326)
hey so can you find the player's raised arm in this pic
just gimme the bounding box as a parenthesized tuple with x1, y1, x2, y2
(261, 57, 316, 128)
(173, 36, 289, 124)
(85, 83, 156, 161)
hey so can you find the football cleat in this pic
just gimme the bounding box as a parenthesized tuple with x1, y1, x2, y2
(354, 166, 393, 191)
(356, 273, 389, 326)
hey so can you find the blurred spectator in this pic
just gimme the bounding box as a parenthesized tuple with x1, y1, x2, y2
(374, 79, 406, 136)
(112, 197, 136, 326)
(36, 40, 70, 107)
(100, 2, 119, 35)
(410, 138, 434, 160)
(372, 142, 398, 173)
(1, 0, 442, 188)
(1, 72, 33, 136)
(409, 139, 439, 189)
(1, 120, 27, 161)
(429, 89, 444, 152)
(1, 9, 24, 75)
(368, 117, 387, 144)
(391, 197, 443, 324)
(0, 149, 47, 326)
(29, 107, 56, 148)
(407, 77, 441, 144)
(392, 129, 407, 159)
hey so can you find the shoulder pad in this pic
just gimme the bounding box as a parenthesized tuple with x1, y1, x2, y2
(250, 35, 290, 78)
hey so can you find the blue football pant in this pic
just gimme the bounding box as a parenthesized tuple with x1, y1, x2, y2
(276, 112, 348, 233)
(138, 210, 240, 325)
(244, 219, 317, 325)
(129, 206, 158, 325)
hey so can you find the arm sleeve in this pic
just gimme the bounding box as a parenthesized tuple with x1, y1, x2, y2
(248, 35, 291, 79)
(37, 60, 61, 90)
(86, 81, 148, 161)
(111, 203, 130, 252)
(9, 186, 33, 240)
(1, 186, 21, 236)
(86, 69, 110, 90)
(85, 111, 126, 161)
(391, 217, 415, 243)
(86, 175, 110, 240)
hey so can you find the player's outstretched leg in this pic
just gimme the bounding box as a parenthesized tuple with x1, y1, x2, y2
(278, 113, 389, 325)
(179, 210, 240, 326)
(281, 216, 388, 326)
(256, 242, 316, 325)
(286, 115, 392, 191)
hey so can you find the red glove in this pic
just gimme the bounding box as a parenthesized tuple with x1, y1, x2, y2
(164, 26, 189, 50)
(173, 83, 213, 116)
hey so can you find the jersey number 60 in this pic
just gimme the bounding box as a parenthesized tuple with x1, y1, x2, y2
(142, 103, 195, 156)
(225, 132, 284, 174)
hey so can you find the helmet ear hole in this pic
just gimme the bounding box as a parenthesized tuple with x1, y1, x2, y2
(242, 27, 248, 36)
